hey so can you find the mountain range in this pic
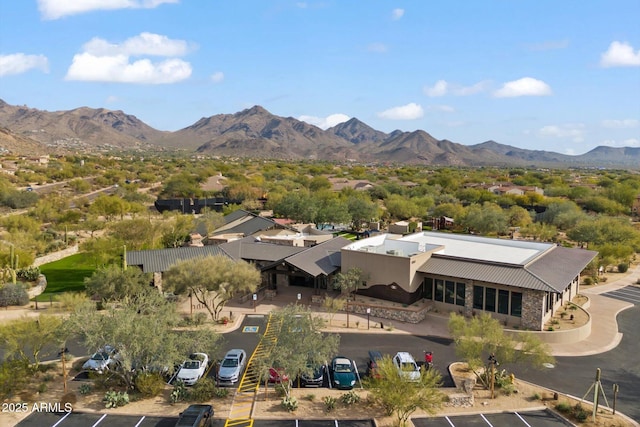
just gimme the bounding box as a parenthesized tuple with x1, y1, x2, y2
(1, 99, 638, 168)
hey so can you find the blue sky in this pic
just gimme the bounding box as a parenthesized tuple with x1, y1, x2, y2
(1, 1, 639, 155)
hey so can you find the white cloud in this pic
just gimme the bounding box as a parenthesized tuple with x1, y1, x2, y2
(377, 103, 424, 120)
(298, 113, 350, 129)
(600, 41, 640, 67)
(426, 105, 455, 113)
(367, 43, 388, 53)
(391, 8, 404, 20)
(38, 0, 179, 20)
(538, 123, 585, 142)
(210, 72, 224, 83)
(424, 80, 448, 97)
(601, 119, 639, 129)
(0, 53, 49, 76)
(65, 33, 192, 84)
(423, 79, 490, 97)
(83, 32, 190, 57)
(105, 95, 119, 103)
(66, 53, 191, 84)
(493, 77, 552, 97)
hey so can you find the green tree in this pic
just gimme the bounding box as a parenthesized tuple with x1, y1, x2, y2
(462, 203, 508, 235)
(0, 315, 64, 370)
(368, 356, 445, 427)
(257, 305, 339, 397)
(345, 195, 378, 230)
(163, 255, 261, 320)
(160, 213, 194, 248)
(448, 312, 554, 390)
(84, 265, 153, 302)
(65, 291, 220, 390)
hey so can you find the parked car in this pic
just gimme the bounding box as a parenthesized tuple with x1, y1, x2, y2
(268, 367, 289, 384)
(82, 345, 120, 373)
(175, 404, 213, 427)
(217, 349, 247, 386)
(366, 350, 383, 378)
(392, 351, 420, 382)
(176, 353, 209, 386)
(330, 356, 356, 390)
(300, 362, 325, 387)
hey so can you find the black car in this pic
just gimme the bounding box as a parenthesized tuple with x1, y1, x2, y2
(175, 404, 214, 427)
(300, 363, 325, 387)
(367, 350, 383, 378)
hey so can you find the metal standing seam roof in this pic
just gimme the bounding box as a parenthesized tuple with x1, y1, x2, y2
(218, 236, 307, 262)
(126, 246, 228, 273)
(418, 245, 598, 293)
(284, 236, 351, 277)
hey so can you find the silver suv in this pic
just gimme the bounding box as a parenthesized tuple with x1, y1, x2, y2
(392, 351, 420, 382)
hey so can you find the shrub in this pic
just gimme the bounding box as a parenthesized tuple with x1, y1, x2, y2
(17, 267, 41, 282)
(193, 312, 207, 326)
(103, 391, 129, 408)
(573, 403, 588, 422)
(281, 396, 298, 412)
(531, 392, 541, 400)
(304, 393, 316, 401)
(213, 387, 229, 398)
(0, 283, 30, 307)
(618, 263, 629, 273)
(323, 395, 337, 412)
(38, 383, 48, 394)
(170, 380, 189, 404)
(555, 402, 571, 414)
(135, 372, 165, 397)
(340, 390, 361, 405)
(60, 392, 77, 406)
(78, 383, 92, 395)
(189, 378, 217, 402)
(583, 277, 593, 286)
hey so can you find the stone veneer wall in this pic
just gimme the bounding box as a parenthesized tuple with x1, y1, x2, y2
(464, 282, 474, 317)
(348, 301, 431, 324)
(521, 289, 544, 330)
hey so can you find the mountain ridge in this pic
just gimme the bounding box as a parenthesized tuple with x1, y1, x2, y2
(0, 99, 638, 168)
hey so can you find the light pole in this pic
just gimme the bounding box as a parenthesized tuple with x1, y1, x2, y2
(488, 353, 498, 399)
(253, 293, 257, 312)
(366, 308, 371, 330)
(297, 293, 301, 305)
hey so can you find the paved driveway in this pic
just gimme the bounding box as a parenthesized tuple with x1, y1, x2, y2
(600, 285, 640, 305)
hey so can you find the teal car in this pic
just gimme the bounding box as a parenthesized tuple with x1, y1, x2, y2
(331, 356, 356, 390)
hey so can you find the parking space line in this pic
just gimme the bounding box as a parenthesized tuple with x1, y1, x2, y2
(515, 412, 532, 427)
(91, 413, 107, 426)
(445, 416, 455, 427)
(604, 292, 639, 304)
(480, 414, 494, 427)
(51, 412, 71, 427)
(133, 415, 146, 427)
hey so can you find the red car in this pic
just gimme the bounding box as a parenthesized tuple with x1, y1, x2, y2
(268, 367, 289, 383)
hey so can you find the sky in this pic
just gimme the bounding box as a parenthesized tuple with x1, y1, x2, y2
(0, 1, 639, 155)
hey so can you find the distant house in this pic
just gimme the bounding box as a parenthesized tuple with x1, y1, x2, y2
(633, 195, 640, 217)
(328, 178, 374, 192)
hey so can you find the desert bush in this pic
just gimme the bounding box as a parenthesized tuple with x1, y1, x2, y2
(17, 267, 40, 282)
(555, 401, 571, 414)
(78, 383, 92, 395)
(193, 312, 207, 326)
(135, 372, 165, 397)
(189, 378, 216, 402)
(213, 387, 229, 398)
(281, 396, 298, 412)
(617, 263, 629, 273)
(0, 359, 31, 399)
(60, 392, 77, 406)
(103, 391, 129, 408)
(340, 390, 361, 405)
(57, 292, 89, 311)
(0, 283, 29, 307)
(170, 380, 188, 404)
(323, 395, 337, 412)
(573, 403, 588, 422)
(304, 393, 316, 401)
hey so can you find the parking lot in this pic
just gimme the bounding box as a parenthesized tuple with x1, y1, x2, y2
(413, 409, 570, 427)
(16, 412, 375, 427)
(601, 285, 640, 305)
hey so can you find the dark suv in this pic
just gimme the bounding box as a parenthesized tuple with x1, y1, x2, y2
(175, 404, 214, 427)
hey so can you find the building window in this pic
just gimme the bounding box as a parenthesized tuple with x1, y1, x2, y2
(435, 279, 444, 302)
(456, 282, 465, 306)
(485, 287, 496, 312)
(424, 277, 433, 300)
(445, 281, 455, 304)
(498, 290, 509, 314)
(511, 292, 522, 317)
(473, 285, 484, 310)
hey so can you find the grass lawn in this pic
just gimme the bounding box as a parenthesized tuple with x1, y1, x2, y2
(35, 253, 96, 301)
